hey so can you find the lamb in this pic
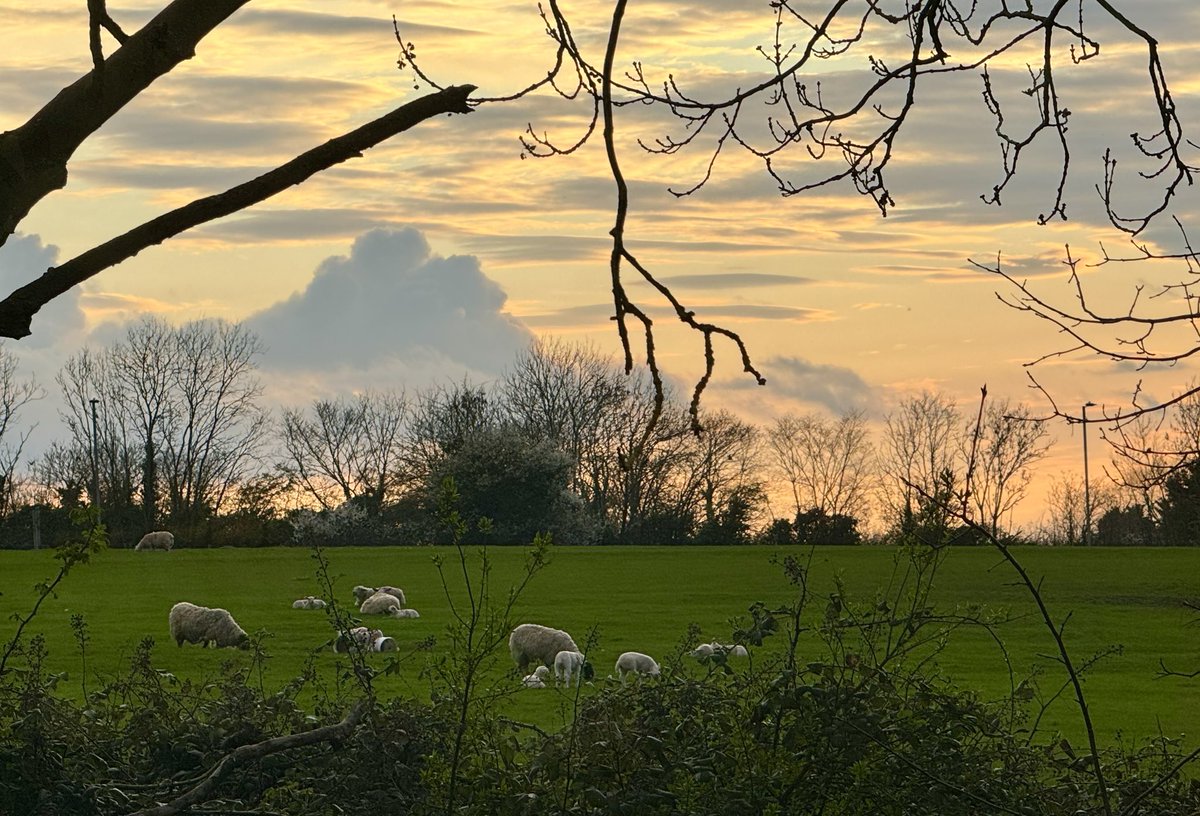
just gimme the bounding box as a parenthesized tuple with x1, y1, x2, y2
(332, 626, 393, 653)
(168, 601, 249, 649)
(522, 665, 551, 688)
(508, 623, 579, 673)
(292, 596, 327, 610)
(359, 591, 403, 616)
(135, 530, 174, 551)
(615, 651, 660, 683)
(392, 608, 420, 619)
(553, 649, 594, 687)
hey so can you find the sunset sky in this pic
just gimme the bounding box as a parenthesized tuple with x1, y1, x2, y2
(1, 1, 1199, 528)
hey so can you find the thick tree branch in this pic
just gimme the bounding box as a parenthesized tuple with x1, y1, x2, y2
(0, 84, 476, 340)
(0, 0, 252, 246)
(126, 699, 369, 816)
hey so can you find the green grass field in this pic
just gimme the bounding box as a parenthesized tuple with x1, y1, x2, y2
(2, 544, 1198, 747)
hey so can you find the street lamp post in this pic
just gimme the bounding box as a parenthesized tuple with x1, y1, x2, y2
(1082, 401, 1096, 546)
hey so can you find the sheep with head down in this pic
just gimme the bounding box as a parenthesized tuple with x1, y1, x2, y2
(136, 531, 174, 551)
(509, 623, 578, 673)
(333, 626, 395, 653)
(615, 651, 660, 683)
(168, 602, 249, 649)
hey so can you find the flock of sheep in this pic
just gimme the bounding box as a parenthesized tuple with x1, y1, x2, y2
(151, 534, 743, 687)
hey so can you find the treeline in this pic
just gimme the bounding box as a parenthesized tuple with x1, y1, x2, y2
(0, 316, 1197, 549)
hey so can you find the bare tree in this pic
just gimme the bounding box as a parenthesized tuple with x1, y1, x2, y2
(683, 409, 763, 529)
(966, 399, 1054, 537)
(766, 410, 874, 521)
(1039, 471, 1119, 547)
(279, 390, 413, 513)
(0, 345, 43, 517)
(0, 1, 475, 339)
(159, 320, 268, 528)
(879, 392, 963, 532)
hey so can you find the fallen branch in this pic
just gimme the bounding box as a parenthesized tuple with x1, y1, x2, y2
(126, 699, 370, 816)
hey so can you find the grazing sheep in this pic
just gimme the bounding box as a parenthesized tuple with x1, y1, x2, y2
(522, 665, 551, 688)
(352, 585, 377, 605)
(615, 651, 660, 683)
(553, 650, 594, 687)
(168, 602, 249, 649)
(359, 591, 402, 616)
(508, 623, 579, 673)
(292, 596, 327, 610)
(332, 626, 393, 653)
(135, 531, 174, 551)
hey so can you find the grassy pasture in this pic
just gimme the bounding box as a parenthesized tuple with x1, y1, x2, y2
(1, 544, 1198, 746)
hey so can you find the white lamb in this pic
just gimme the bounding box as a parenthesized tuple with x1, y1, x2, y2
(168, 601, 249, 649)
(553, 649, 593, 687)
(615, 651, 660, 683)
(135, 530, 174, 551)
(522, 665, 551, 688)
(508, 623, 579, 673)
(392, 608, 420, 619)
(359, 591, 402, 616)
(292, 596, 327, 610)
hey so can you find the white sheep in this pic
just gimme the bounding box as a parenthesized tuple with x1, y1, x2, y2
(332, 626, 390, 653)
(522, 665, 551, 688)
(359, 591, 402, 616)
(553, 649, 593, 687)
(615, 651, 660, 683)
(135, 530, 174, 551)
(392, 608, 420, 619)
(168, 601, 249, 649)
(376, 585, 406, 606)
(508, 623, 579, 673)
(292, 596, 327, 610)
(352, 584, 406, 606)
(690, 642, 748, 658)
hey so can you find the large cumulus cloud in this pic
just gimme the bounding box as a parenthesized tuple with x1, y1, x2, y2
(246, 228, 533, 380)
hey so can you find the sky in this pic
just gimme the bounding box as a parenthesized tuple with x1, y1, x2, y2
(1, 1, 1199, 529)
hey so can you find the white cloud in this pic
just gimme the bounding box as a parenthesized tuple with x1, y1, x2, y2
(245, 227, 533, 382)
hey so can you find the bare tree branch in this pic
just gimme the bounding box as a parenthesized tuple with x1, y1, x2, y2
(0, 84, 476, 340)
(0, 0, 252, 245)
(126, 699, 369, 816)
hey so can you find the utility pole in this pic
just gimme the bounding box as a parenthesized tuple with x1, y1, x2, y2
(89, 398, 100, 509)
(1082, 401, 1095, 546)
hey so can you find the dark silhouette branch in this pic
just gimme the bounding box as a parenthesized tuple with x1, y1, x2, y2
(125, 699, 368, 816)
(0, 84, 476, 340)
(0, 0, 252, 247)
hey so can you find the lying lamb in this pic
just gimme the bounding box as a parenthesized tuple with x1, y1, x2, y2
(135, 530, 174, 551)
(522, 665, 551, 688)
(332, 626, 395, 653)
(615, 651, 660, 683)
(553, 649, 594, 687)
(509, 623, 579, 673)
(292, 596, 327, 610)
(168, 601, 249, 649)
